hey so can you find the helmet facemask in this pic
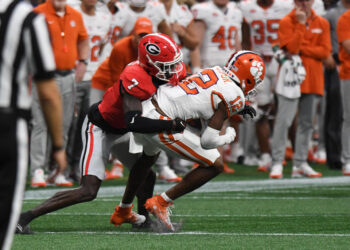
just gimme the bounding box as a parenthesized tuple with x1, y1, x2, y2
(146, 50, 183, 82)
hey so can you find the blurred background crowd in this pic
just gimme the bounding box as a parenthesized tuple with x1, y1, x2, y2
(26, 0, 350, 187)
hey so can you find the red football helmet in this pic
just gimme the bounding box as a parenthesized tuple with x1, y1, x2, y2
(138, 33, 183, 83)
(224, 50, 265, 98)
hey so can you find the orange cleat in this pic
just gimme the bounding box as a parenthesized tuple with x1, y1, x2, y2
(285, 146, 294, 161)
(223, 163, 235, 173)
(110, 204, 145, 227)
(145, 195, 174, 231)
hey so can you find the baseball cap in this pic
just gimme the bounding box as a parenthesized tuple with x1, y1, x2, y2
(132, 17, 153, 35)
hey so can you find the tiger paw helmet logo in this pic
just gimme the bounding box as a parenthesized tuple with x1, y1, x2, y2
(250, 60, 264, 80)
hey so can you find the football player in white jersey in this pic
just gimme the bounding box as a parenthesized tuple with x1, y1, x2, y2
(190, 0, 243, 70)
(117, 0, 172, 38)
(160, 0, 198, 65)
(110, 51, 266, 231)
(68, 0, 112, 180)
(240, 0, 293, 172)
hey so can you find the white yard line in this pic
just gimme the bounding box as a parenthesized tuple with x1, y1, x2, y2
(22, 196, 350, 203)
(39, 212, 350, 217)
(40, 231, 350, 237)
(23, 176, 350, 200)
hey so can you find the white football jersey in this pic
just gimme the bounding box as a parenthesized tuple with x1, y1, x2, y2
(313, 0, 325, 16)
(99, 4, 129, 61)
(153, 66, 245, 121)
(117, 1, 167, 38)
(166, 0, 193, 64)
(74, 5, 112, 81)
(191, 1, 243, 68)
(240, 0, 293, 56)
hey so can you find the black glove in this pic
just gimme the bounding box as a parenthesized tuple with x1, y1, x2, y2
(172, 118, 186, 133)
(238, 105, 256, 119)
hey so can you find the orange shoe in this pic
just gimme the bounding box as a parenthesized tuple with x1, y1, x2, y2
(223, 163, 235, 173)
(285, 146, 293, 161)
(110, 204, 146, 227)
(192, 163, 199, 169)
(106, 161, 124, 180)
(145, 195, 174, 231)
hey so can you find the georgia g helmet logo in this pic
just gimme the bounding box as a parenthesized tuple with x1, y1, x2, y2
(146, 43, 160, 55)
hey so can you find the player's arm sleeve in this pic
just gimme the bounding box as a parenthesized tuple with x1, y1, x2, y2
(121, 85, 174, 133)
(26, 12, 56, 81)
(200, 102, 235, 149)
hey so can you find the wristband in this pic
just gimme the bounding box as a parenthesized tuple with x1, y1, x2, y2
(52, 145, 64, 153)
(78, 59, 88, 65)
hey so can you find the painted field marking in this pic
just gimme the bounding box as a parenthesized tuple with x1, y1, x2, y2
(23, 176, 350, 200)
(40, 231, 350, 237)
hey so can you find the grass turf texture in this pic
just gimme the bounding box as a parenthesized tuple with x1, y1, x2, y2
(13, 163, 350, 249)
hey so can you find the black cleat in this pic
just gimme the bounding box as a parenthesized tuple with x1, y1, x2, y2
(15, 224, 33, 234)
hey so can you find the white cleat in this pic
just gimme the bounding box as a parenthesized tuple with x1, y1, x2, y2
(291, 163, 322, 178)
(269, 164, 283, 179)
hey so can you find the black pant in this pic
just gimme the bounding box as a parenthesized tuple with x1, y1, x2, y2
(0, 112, 27, 249)
(324, 68, 343, 169)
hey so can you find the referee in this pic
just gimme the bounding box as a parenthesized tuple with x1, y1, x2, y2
(0, 0, 66, 249)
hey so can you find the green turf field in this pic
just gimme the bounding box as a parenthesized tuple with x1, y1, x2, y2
(13, 163, 350, 249)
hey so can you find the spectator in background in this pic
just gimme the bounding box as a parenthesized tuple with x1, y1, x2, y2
(336, 0, 350, 175)
(270, 0, 331, 178)
(67, 0, 111, 182)
(30, 0, 89, 187)
(322, 0, 347, 170)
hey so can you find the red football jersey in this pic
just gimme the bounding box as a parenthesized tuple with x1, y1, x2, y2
(98, 61, 186, 129)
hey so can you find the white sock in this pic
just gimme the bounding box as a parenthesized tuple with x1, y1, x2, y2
(161, 192, 173, 203)
(120, 202, 132, 208)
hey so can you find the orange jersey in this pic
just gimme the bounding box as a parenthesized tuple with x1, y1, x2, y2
(35, 1, 88, 70)
(91, 35, 138, 91)
(278, 9, 331, 95)
(337, 10, 350, 80)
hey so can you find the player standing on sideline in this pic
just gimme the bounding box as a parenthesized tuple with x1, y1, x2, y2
(189, 0, 243, 173)
(0, 0, 65, 248)
(30, 0, 89, 187)
(190, 0, 242, 71)
(67, 0, 111, 182)
(240, 0, 293, 173)
(110, 51, 265, 231)
(16, 33, 187, 233)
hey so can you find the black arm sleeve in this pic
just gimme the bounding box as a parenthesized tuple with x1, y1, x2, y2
(124, 111, 174, 133)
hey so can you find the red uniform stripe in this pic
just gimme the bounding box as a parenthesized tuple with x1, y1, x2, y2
(84, 123, 94, 175)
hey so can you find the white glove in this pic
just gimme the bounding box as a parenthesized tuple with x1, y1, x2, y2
(223, 127, 236, 144)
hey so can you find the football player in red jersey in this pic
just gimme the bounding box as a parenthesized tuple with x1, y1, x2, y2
(15, 33, 187, 233)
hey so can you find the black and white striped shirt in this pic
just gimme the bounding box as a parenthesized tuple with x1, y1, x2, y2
(0, 0, 56, 113)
